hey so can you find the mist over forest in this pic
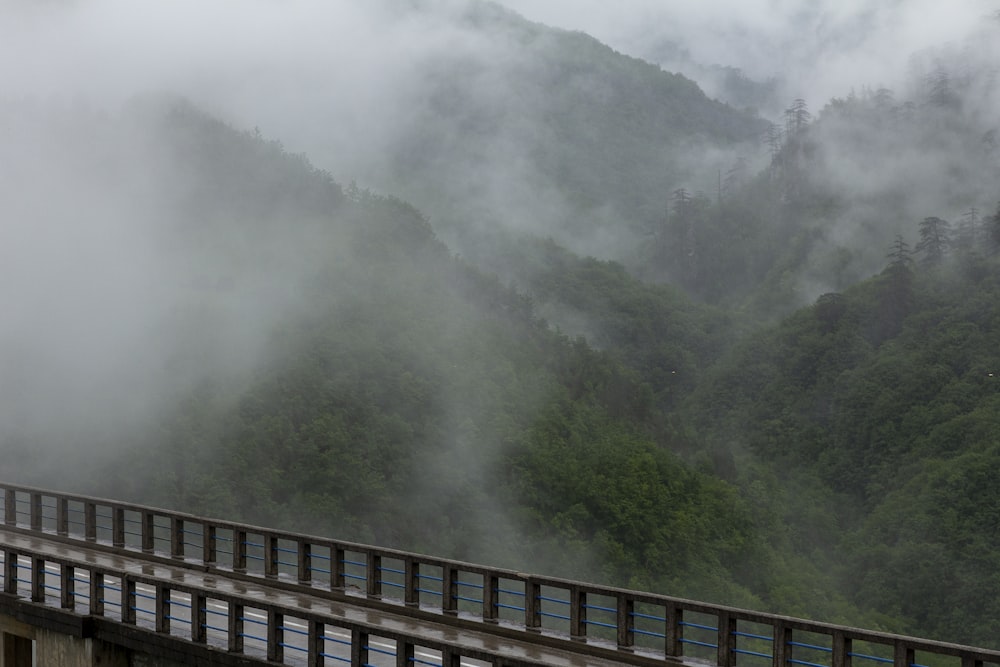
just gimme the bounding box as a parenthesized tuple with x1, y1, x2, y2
(3, 0, 1000, 650)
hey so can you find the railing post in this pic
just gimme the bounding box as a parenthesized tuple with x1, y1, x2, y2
(773, 623, 793, 667)
(351, 628, 369, 667)
(404, 559, 419, 606)
(894, 640, 914, 667)
(155, 584, 170, 633)
(123, 578, 136, 624)
(170, 517, 184, 559)
(60, 564, 75, 608)
(570, 587, 586, 639)
(204, 525, 217, 567)
(299, 540, 312, 585)
(441, 648, 460, 667)
(617, 593, 635, 650)
(3, 549, 15, 594)
(233, 528, 247, 572)
(333, 545, 346, 590)
(442, 565, 457, 614)
(84, 502, 97, 542)
(366, 551, 382, 597)
(268, 608, 284, 662)
(483, 573, 499, 622)
(56, 497, 69, 536)
(192, 593, 207, 643)
(141, 511, 155, 552)
(265, 534, 278, 578)
(396, 639, 414, 667)
(229, 601, 244, 653)
(666, 602, 683, 657)
(112, 507, 125, 547)
(30, 493, 42, 531)
(3, 489, 15, 525)
(309, 619, 325, 667)
(31, 556, 44, 602)
(833, 631, 851, 667)
(961, 656, 985, 667)
(90, 571, 104, 616)
(524, 578, 541, 630)
(718, 611, 737, 667)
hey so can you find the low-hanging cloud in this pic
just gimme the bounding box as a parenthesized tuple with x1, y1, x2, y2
(3, 0, 998, 463)
(494, 0, 995, 109)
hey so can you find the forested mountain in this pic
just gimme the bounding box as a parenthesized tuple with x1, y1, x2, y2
(300, 1, 766, 263)
(0, 98, 772, 608)
(4, 0, 1000, 652)
(641, 28, 1000, 313)
(681, 223, 1000, 645)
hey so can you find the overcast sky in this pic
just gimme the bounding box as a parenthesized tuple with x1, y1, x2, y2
(493, 0, 996, 106)
(2, 0, 996, 132)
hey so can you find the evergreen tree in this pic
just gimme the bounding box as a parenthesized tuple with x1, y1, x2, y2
(722, 157, 748, 199)
(954, 208, 982, 253)
(784, 98, 811, 136)
(876, 235, 914, 342)
(925, 65, 960, 109)
(915, 216, 951, 265)
(764, 122, 784, 172)
(991, 202, 1000, 252)
(873, 87, 894, 110)
(671, 187, 693, 217)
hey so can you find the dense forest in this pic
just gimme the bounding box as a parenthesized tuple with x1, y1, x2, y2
(3, 0, 1000, 652)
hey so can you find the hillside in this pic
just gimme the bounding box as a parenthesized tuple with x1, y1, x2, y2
(331, 1, 767, 262)
(4, 0, 1000, 650)
(0, 97, 779, 608)
(4, 71, 999, 651)
(680, 226, 1000, 645)
(639, 33, 1000, 313)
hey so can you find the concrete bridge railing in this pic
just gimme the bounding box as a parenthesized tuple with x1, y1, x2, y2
(2, 483, 999, 667)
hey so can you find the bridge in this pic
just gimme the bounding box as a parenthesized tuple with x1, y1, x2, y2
(0, 484, 997, 667)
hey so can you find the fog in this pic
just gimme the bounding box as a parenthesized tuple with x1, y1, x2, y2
(493, 0, 996, 112)
(3, 1, 1000, 643)
(7, 0, 994, 259)
(0, 0, 994, 428)
(0, 101, 344, 490)
(9, 1, 991, 137)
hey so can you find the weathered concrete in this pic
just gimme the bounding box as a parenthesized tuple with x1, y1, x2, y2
(1, 613, 128, 667)
(129, 654, 187, 667)
(0, 613, 34, 667)
(2, 632, 32, 667)
(35, 627, 128, 667)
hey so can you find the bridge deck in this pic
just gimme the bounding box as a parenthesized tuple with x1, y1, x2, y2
(4, 485, 998, 667)
(0, 527, 665, 667)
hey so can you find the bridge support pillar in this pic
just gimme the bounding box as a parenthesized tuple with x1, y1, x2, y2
(1, 614, 128, 667)
(2, 632, 33, 667)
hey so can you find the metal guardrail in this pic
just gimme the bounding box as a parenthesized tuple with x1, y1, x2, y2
(0, 545, 514, 666)
(2, 483, 999, 667)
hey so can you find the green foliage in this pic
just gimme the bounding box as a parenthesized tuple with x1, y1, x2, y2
(854, 444, 1000, 644)
(57, 100, 763, 604)
(373, 1, 765, 257)
(12, 72, 1000, 650)
(684, 247, 1000, 646)
(510, 397, 762, 602)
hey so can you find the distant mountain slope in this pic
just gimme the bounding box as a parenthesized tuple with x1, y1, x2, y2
(0, 97, 773, 607)
(639, 31, 1000, 312)
(680, 234, 1000, 646)
(349, 1, 767, 259)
